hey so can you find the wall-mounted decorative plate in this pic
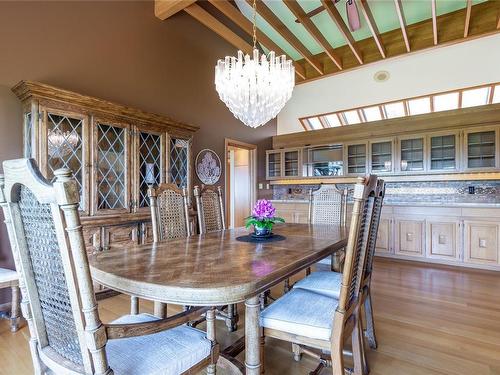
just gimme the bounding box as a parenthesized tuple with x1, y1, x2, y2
(195, 149, 222, 185)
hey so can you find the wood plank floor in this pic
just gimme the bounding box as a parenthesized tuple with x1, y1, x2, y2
(1, 258, 500, 374)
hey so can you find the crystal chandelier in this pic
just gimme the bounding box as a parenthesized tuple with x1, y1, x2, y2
(214, 0, 295, 128)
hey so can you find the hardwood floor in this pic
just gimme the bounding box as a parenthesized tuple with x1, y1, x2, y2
(1, 258, 500, 374)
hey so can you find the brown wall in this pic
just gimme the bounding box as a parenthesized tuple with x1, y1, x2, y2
(0, 1, 275, 303)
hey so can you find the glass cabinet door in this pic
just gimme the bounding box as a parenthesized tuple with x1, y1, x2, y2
(400, 138, 424, 171)
(95, 121, 129, 213)
(466, 130, 496, 169)
(371, 141, 392, 172)
(284, 150, 300, 177)
(347, 144, 367, 174)
(45, 111, 86, 210)
(169, 137, 190, 189)
(138, 131, 163, 208)
(267, 151, 282, 178)
(430, 134, 456, 171)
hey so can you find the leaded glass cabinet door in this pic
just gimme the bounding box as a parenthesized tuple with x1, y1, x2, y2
(93, 119, 131, 215)
(134, 127, 166, 211)
(168, 136, 191, 191)
(41, 107, 88, 212)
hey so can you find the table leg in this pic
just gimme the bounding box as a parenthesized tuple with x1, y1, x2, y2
(245, 296, 261, 375)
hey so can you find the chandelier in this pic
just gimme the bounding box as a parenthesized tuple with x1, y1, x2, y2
(214, 0, 295, 128)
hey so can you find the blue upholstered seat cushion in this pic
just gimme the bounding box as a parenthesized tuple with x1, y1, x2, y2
(293, 271, 342, 299)
(107, 313, 211, 375)
(260, 289, 338, 341)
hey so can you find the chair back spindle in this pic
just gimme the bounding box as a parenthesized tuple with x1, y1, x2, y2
(309, 185, 348, 226)
(149, 183, 190, 242)
(194, 185, 225, 234)
(0, 159, 109, 374)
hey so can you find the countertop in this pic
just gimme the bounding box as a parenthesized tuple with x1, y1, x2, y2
(269, 199, 500, 208)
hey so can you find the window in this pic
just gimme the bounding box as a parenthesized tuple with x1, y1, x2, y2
(461, 87, 490, 108)
(408, 97, 431, 115)
(300, 82, 500, 131)
(383, 102, 405, 119)
(433, 92, 459, 111)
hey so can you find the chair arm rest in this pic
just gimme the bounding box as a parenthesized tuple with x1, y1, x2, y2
(105, 306, 210, 339)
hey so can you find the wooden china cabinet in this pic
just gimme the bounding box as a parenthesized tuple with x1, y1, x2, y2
(12, 81, 197, 295)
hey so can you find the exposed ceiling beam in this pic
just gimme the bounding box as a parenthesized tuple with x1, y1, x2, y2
(245, 0, 324, 75)
(394, 0, 410, 52)
(184, 3, 253, 55)
(321, 0, 363, 65)
(155, 0, 197, 20)
(208, 0, 306, 79)
(283, 0, 342, 70)
(431, 0, 438, 45)
(498, 14, 500, 29)
(295, 5, 325, 22)
(464, 0, 472, 37)
(359, 0, 386, 59)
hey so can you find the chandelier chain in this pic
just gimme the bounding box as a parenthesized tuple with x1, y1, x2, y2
(252, 0, 257, 49)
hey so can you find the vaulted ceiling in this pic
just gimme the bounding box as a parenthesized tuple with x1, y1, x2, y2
(156, 0, 500, 84)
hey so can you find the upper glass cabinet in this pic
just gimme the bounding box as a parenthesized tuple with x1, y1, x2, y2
(346, 143, 367, 175)
(370, 140, 393, 173)
(399, 137, 425, 172)
(284, 149, 300, 177)
(465, 129, 497, 169)
(169, 137, 190, 189)
(266, 151, 282, 179)
(429, 134, 457, 171)
(304, 145, 343, 177)
(138, 131, 163, 208)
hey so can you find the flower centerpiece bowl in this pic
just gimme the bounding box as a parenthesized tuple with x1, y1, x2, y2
(245, 200, 285, 239)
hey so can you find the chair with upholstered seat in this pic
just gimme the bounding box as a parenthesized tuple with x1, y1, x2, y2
(0, 159, 218, 375)
(0, 268, 20, 332)
(260, 175, 379, 375)
(194, 185, 238, 332)
(293, 179, 385, 353)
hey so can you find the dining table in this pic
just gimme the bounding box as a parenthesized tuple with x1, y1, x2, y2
(90, 223, 348, 374)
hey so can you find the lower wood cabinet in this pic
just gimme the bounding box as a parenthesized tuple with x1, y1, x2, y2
(375, 217, 392, 254)
(273, 202, 309, 224)
(464, 221, 499, 265)
(394, 218, 426, 257)
(426, 219, 460, 261)
(103, 224, 139, 251)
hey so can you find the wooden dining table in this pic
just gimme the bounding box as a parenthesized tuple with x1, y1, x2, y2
(90, 223, 348, 374)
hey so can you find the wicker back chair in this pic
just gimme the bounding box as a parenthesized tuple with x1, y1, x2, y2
(149, 183, 190, 242)
(309, 184, 348, 226)
(194, 185, 225, 234)
(0, 159, 218, 375)
(260, 175, 379, 375)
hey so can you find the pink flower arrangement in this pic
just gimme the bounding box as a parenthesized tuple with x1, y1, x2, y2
(252, 199, 276, 220)
(246, 199, 284, 233)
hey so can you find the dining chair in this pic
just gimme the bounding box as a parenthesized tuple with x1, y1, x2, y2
(0, 268, 20, 332)
(194, 185, 238, 332)
(0, 158, 218, 375)
(259, 175, 379, 375)
(293, 178, 385, 353)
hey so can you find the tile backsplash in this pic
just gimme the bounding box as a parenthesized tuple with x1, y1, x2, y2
(270, 181, 500, 204)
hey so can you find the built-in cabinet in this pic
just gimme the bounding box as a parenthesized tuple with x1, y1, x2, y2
(266, 124, 500, 180)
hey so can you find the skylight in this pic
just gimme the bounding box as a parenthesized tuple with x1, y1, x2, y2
(300, 82, 500, 131)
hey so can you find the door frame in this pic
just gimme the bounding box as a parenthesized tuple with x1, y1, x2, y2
(224, 138, 257, 228)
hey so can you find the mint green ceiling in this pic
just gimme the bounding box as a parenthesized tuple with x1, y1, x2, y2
(234, 0, 488, 61)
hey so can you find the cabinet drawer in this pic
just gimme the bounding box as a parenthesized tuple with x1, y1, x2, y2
(464, 222, 499, 264)
(395, 218, 425, 257)
(426, 220, 459, 260)
(376, 218, 391, 254)
(142, 222, 155, 244)
(103, 224, 139, 250)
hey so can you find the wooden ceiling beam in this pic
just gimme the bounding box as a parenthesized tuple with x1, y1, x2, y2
(283, 0, 342, 70)
(208, 0, 306, 79)
(394, 0, 410, 52)
(431, 0, 438, 45)
(359, 0, 386, 59)
(184, 3, 253, 55)
(320, 0, 363, 65)
(464, 0, 472, 37)
(245, 0, 324, 75)
(155, 0, 197, 20)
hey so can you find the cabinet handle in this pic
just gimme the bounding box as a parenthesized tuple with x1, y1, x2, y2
(438, 234, 446, 245)
(479, 238, 487, 248)
(406, 232, 413, 242)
